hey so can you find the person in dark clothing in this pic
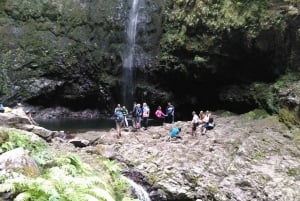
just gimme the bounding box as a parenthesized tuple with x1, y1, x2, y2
(166, 102, 175, 123)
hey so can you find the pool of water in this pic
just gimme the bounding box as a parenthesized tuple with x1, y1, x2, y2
(36, 118, 115, 133)
(36, 118, 161, 133)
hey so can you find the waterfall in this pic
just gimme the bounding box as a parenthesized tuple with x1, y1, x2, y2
(122, 0, 140, 107)
(122, 176, 151, 201)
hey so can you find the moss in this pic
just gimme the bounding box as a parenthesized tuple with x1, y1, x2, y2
(252, 150, 267, 160)
(147, 173, 158, 185)
(251, 82, 279, 114)
(0, 129, 9, 145)
(0, 0, 7, 17)
(160, 0, 285, 69)
(293, 130, 300, 148)
(287, 167, 300, 177)
(244, 109, 269, 120)
(279, 107, 300, 128)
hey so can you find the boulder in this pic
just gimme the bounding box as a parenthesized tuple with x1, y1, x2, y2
(0, 147, 40, 177)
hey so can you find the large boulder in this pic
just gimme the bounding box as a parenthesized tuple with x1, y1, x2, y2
(0, 107, 64, 141)
(0, 147, 40, 177)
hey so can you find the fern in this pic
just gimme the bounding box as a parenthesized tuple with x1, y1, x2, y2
(1, 130, 46, 153)
(0, 144, 135, 201)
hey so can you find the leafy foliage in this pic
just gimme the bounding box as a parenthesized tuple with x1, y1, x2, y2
(0, 128, 135, 201)
(1, 130, 46, 153)
(0, 153, 134, 201)
(160, 0, 286, 68)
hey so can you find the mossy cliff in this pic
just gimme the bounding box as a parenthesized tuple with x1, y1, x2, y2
(0, 0, 161, 112)
(0, 0, 300, 119)
(151, 0, 300, 117)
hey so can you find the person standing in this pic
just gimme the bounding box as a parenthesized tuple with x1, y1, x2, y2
(136, 103, 142, 129)
(155, 106, 167, 126)
(166, 102, 175, 123)
(142, 102, 150, 130)
(0, 102, 4, 113)
(114, 105, 123, 138)
(191, 111, 199, 137)
(121, 106, 129, 127)
(131, 102, 138, 128)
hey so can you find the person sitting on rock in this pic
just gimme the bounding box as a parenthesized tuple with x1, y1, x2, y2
(199, 110, 205, 125)
(201, 111, 214, 135)
(170, 127, 182, 140)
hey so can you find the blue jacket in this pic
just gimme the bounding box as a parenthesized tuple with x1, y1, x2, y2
(170, 127, 180, 138)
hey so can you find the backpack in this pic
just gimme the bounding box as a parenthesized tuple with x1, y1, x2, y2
(114, 111, 124, 122)
(207, 117, 215, 129)
(132, 107, 137, 117)
(136, 107, 142, 117)
(166, 105, 174, 115)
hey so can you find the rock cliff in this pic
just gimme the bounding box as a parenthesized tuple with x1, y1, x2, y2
(1, 0, 300, 120)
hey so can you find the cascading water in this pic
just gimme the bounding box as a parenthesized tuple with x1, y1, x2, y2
(122, 0, 140, 107)
(122, 176, 151, 201)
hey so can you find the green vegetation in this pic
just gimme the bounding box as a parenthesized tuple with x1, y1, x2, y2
(0, 128, 135, 201)
(160, 0, 285, 68)
(244, 109, 269, 120)
(252, 150, 267, 160)
(1, 130, 46, 152)
(279, 107, 300, 128)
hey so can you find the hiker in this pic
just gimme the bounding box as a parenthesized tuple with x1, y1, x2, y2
(114, 104, 122, 113)
(0, 102, 4, 113)
(155, 106, 167, 126)
(131, 102, 138, 128)
(114, 105, 124, 138)
(25, 110, 39, 125)
(132, 103, 142, 129)
(201, 111, 215, 135)
(142, 102, 150, 130)
(121, 106, 129, 127)
(166, 102, 175, 123)
(199, 110, 205, 125)
(191, 111, 200, 137)
(170, 127, 182, 139)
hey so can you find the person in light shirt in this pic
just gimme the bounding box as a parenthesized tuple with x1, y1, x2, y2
(191, 111, 200, 137)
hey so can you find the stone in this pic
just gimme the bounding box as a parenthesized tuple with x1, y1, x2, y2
(0, 147, 40, 177)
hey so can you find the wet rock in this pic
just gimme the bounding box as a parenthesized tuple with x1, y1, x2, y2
(68, 138, 90, 147)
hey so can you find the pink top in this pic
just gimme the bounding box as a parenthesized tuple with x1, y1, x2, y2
(155, 110, 165, 118)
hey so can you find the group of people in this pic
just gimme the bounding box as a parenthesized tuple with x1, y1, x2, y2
(168, 110, 215, 140)
(113, 102, 215, 139)
(155, 102, 175, 125)
(113, 102, 176, 138)
(191, 110, 215, 136)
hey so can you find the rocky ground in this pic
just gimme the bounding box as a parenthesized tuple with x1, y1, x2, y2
(1, 109, 300, 201)
(48, 113, 300, 201)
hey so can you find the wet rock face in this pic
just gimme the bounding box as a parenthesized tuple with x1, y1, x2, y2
(0, 0, 162, 112)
